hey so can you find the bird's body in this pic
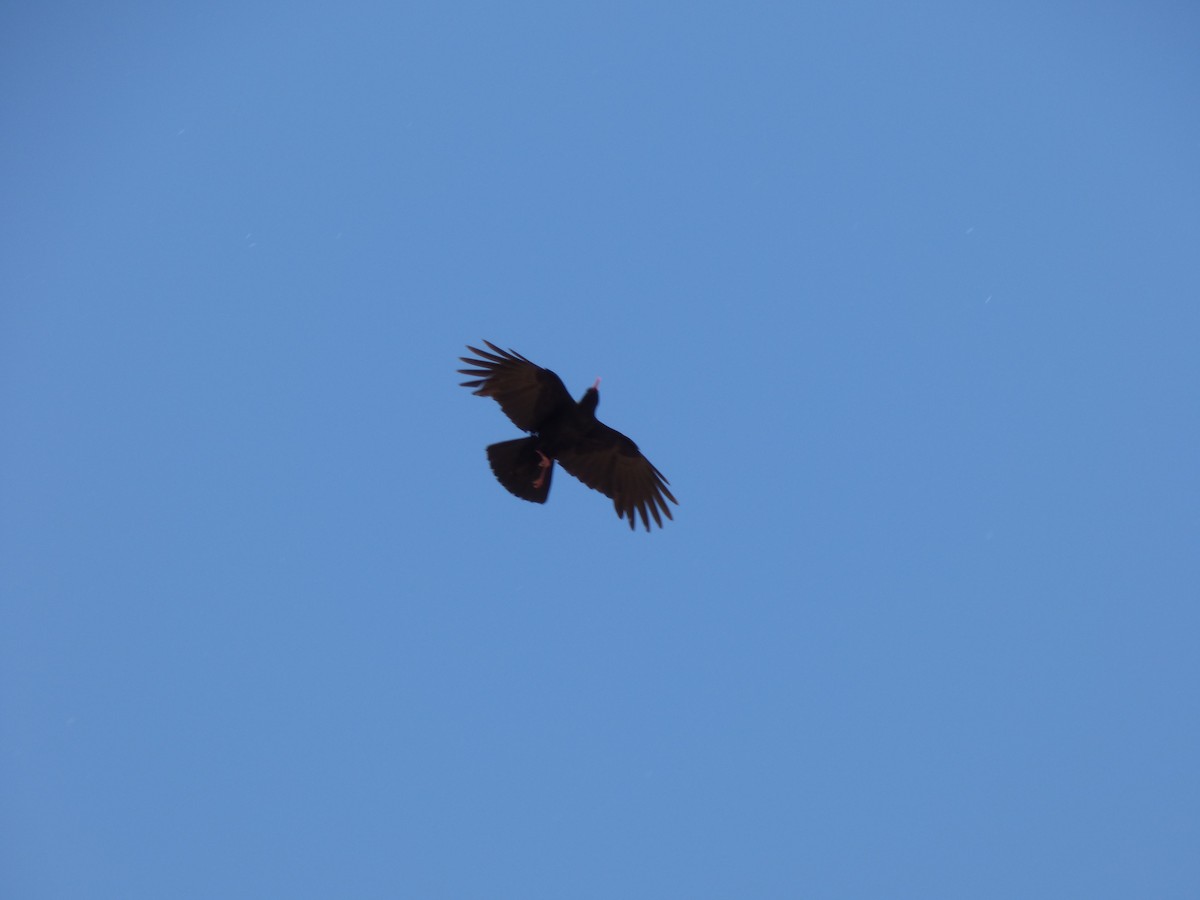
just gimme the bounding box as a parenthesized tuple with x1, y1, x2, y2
(459, 341, 677, 531)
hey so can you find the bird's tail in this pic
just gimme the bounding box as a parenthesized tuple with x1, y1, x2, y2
(486, 438, 552, 503)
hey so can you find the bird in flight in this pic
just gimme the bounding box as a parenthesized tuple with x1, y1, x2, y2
(459, 341, 677, 531)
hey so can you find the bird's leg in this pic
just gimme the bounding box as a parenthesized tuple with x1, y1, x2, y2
(532, 450, 552, 489)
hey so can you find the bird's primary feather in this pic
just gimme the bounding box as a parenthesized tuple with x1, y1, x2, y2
(459, 341, 677, 531)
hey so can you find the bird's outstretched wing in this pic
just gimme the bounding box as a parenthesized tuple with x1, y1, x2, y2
(458, 341, 574, 433)
(555, 421, 678, 531)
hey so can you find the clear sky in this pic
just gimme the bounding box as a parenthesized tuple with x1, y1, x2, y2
(3, 3, 1198, 897)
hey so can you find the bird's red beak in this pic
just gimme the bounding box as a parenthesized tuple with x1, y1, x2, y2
(592, 377, 601, 390)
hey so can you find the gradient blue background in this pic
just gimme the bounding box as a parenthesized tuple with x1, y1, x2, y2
(3, 3, 1198, 897)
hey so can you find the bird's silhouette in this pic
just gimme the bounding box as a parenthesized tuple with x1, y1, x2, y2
(459, 341, 677, 531)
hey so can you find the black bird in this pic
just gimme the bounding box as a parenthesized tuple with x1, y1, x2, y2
(459, 341, 677, 531)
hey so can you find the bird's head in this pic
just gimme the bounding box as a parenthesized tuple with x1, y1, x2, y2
(579, 378, 601, 414)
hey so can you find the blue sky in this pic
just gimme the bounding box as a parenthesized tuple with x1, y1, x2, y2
(3, 2, 1198, 897)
